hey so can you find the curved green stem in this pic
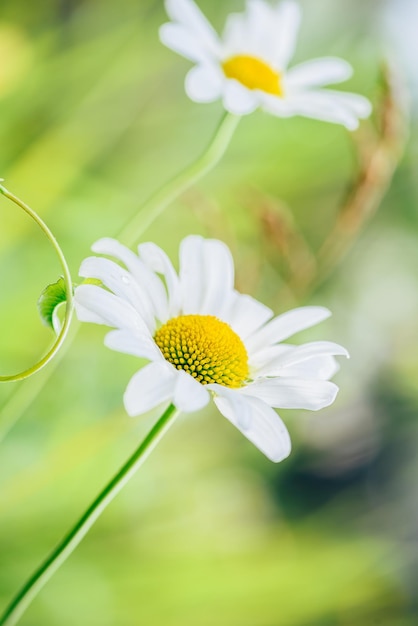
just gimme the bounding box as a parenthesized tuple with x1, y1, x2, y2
(118, 112, 240, 246)
(0, 184, 74, 382)
(0, 404, 179, 626)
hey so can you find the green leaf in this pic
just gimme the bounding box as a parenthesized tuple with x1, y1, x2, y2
(37, 277, 68, 333)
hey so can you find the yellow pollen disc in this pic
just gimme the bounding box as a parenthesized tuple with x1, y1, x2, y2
(222, 54, 284, 97)
(154, 315, 249, 388)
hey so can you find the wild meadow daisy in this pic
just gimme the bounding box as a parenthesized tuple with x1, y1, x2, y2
(159, 0, 371, 128)
(75, 235, 348, 462)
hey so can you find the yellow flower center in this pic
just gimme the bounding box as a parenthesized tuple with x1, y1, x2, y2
(222, 54, 284, 96)
(154, 315, 249, 388)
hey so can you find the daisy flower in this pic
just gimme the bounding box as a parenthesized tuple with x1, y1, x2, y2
(159, 0, 371, 129)
(75, 236, 348, 462)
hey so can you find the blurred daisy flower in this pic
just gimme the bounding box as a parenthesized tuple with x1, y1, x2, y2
(75, 236, 348, 462)
(159, 0, 371, 128)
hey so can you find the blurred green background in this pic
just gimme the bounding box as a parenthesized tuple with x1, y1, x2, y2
(0, 0, 417, 624)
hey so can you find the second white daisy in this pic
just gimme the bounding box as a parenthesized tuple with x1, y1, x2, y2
(75, 235, 348, 463)
(160, 0, 371, 128)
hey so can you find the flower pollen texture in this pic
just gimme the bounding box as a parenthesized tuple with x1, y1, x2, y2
(222, 55, 284, 96)
(154, 314, 249, 388)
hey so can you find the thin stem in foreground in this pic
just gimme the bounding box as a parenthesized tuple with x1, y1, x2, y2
(0, 404, 179, 626)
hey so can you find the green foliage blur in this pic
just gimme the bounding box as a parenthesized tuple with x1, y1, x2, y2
(0, 0, 417, 624)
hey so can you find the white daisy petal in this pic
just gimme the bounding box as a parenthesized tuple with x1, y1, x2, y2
(159, 23, 212, 64)
(260, 94, 296, 117)
(249, 345, 341, 381)
(257, 341, 349, 377)
(248, 344, 291, 370)
(288, 104, 355, 129)
(241, 378, 339, 411)
(164, 0, 220, 55)
(209, 384, 252, 430)
(319, 90, 372, 118)
(222, 7, 272, 59)
(223, 80, 259, 115)
(138, 242, 181, 319)
(211, 386, 291, 463)
(92, 237, 137, 265)
(222, 12, 247, 56)
(246, 306, 331, 354)
(273, 1, 302, 68)
(75, 299, 110, 326)
(179, 235, 235, 315)
(124, 362, 176, 417)
(226, 292, 273, 341)
(286, 57, 353, 89)
(185, 63, 224, 102)
(269, 355, 340, 381)
(75, 285, 149, 334)
(286, 91, 365, 130)
(246, 0, 273, 57)
(79, 257, 156, 333)
(104, 329, 162, 361)
(179, 235, 205, 313)
(92, 238, 169, 323)
(200, 239, 235, 315)
(174, 370, 210, 412)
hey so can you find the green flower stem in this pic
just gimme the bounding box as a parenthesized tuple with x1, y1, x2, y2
(0, 404, 179, 626)
(0, 184, 74, 383)
(118, 112, 240, 246)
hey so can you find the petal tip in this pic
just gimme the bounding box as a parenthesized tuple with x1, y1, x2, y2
(320, 306, 332, 318)
(344, 119, 360, 131)
(158, 22, 172, 46)
(91, 237, 119, 254)
(123, 397, 139, 418)
(270, 436, 292, 463)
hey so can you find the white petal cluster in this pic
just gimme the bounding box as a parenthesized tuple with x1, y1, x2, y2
(160, 0, 371, 128)
(75, 236, 348, 462)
